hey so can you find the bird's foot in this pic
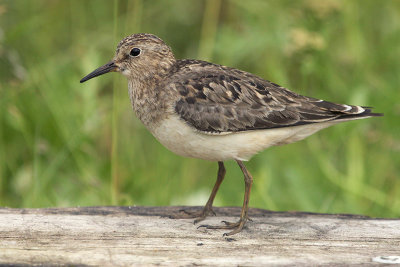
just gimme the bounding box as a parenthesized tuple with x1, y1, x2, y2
(169, 206, 216, 224)
(198, 216, 250, 236)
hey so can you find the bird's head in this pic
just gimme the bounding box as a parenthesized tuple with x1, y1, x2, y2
(80, 33, 175, 83)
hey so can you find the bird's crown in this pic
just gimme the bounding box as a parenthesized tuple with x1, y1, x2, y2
(116, 33, 165, 54)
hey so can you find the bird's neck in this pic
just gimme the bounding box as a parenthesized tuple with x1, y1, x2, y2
(127, 73, 170, 129)
(127, 56, 177, 128)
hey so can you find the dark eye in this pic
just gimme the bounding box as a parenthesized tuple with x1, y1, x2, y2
(129, 48, 141, 57)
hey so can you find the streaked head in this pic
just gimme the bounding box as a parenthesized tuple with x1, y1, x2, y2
(80, 33, 175, 83)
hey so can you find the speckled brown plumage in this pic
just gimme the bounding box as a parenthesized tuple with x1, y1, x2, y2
(167, 59, 381, 133)
(80, 33, 382, 236)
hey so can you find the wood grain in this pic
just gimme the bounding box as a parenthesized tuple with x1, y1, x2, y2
(0, 206, 399, 266)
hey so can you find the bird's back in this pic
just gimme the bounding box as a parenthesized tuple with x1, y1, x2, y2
(165, 59, 382, 135)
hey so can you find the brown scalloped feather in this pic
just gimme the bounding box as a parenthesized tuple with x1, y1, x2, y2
(168, 60, 382, 133)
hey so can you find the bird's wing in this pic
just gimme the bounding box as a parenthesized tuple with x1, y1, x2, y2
(170, 60, 376, 133)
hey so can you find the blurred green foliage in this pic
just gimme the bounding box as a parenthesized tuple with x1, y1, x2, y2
(0, 0, 399, 217)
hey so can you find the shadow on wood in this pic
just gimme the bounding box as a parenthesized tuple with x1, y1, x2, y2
(0, 206, 399, 266)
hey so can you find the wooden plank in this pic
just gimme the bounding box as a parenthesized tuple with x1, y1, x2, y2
(0, 206, 399, 266)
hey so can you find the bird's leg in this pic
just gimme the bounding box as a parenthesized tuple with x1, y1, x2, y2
(199, 160, 253, 236)
(174, 162, 226, 223)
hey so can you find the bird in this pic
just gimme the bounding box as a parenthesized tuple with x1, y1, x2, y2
(80, 33, 382, 236)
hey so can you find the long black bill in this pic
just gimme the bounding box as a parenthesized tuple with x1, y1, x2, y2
(80, 61, 117, 83)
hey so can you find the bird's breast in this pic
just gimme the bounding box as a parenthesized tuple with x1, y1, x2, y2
(128, 80, 170, 127)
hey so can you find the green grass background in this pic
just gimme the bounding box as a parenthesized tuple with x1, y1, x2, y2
(0, 0, 399, 217)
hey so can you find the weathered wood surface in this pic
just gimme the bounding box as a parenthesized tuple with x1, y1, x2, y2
(0, 206, 399, 266)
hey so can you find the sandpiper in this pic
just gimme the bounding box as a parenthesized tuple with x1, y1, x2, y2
(80, 33, 382, 236)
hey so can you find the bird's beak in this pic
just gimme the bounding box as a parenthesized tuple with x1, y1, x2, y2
(80, 61, 118, 83)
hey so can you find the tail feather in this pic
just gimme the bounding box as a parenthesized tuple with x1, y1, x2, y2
(334, 106, 383, 122)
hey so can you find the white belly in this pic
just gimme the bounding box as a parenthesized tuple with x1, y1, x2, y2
(149, 116, 337, 161)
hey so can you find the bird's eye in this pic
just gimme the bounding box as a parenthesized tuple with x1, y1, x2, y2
(129, 48, 141, 57)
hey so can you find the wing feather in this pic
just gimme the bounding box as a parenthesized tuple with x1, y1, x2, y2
(168, 60, 381, 133)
